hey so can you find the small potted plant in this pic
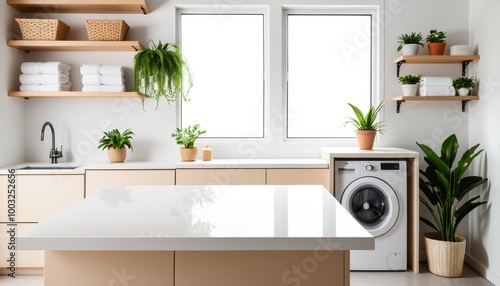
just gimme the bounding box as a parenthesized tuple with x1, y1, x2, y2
(133, 40, 193, 106)
(453, 76, 475, 96)
(417, 134, 488, 277)
(426, 29, 446, 55)
(398, 74, 422, 96)
(397, 32, 424, 55)
(342, 101, 385, 150)
(171, 124, 207, 161)
(98, 128, 135, 163)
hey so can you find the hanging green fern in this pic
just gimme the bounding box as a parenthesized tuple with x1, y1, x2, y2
(133, 40, 193, 105)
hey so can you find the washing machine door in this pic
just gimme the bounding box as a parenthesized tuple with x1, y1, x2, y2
(341, 176, 399, 238)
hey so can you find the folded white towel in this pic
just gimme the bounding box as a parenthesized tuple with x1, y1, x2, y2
(39, 62, 71, 74)
(82, 85, 125, 92)
(421, 77, 453, 87)
(419, 86, 455, 96)
(98, 65, 124, 76)
(80, 64, 100, 75)
(21, 62, 71, 74)
(82, 75, 124, 85)
(20, 62, 42, 74)
(20, 74, 70, 85)
(80, 64, 124, 76)
(20, 83, 72, 92)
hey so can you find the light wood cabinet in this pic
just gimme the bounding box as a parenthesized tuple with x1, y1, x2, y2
(0, 174, 83, 272)
(266, 168, 329, 190)
(0, 223, 44, 273)
(85, 169, 175, 197)
(176, 169, 266, 185)
(0, 174, 84, 222)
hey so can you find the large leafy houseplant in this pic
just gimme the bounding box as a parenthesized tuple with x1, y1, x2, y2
(133, 40, 193, 105)
(417, 134, 488, 242)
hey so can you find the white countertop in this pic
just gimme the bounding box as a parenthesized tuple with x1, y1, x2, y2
(321, 147, 418, 161)
(0, 158, 328, 174)
(17, 185, 373, 251)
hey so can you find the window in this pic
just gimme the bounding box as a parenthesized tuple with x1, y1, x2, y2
(286, 12, 375, 139)
(180, 13, 265, 138)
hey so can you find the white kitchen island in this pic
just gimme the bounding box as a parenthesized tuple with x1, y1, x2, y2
(18, 185, 373, 286)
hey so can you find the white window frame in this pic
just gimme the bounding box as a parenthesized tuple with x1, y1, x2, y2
(175, 4, 382, 146)
(283, 5, 382, 143)
(176, 6, 271, 145)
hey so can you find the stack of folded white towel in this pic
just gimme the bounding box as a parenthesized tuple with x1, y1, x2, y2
(19, 62, 71, 92)
(80, 64, 125, 92)
(419, 77, 455, 96)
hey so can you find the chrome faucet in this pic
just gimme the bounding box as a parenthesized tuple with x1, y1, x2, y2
(41, 121, 63, 164)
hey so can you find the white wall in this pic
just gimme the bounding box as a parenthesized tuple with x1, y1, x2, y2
(0, 3, 25, 166)
(15, 0, 469, 165)
(468, 1, 500, 284)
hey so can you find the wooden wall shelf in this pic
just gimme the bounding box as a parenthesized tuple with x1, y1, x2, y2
(7, 40, 144, 52)
(7, 0, 150, 14)
(394, 55, 480, 77)
(8, 91, 147, 99)
(392, 96, 479, 113)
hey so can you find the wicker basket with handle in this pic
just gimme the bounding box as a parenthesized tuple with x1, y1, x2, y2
(85, 19, 129, 41)
(16, 18, 70, 40)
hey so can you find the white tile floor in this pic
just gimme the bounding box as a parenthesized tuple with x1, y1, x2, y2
(0, 263, 494, 286)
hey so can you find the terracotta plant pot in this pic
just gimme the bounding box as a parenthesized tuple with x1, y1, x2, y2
(428, 42, 446, 55)
(107, 147, 126, 163)
(355, 130, 377, 150)
(180, 147, 198, 161)
(424, 232, 466, 277)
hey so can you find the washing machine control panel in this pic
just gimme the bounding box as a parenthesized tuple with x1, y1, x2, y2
(365, 164, 374, 171)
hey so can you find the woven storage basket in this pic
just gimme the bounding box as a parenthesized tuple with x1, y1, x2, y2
(85, 20, 129, 41)
(424, 232, 466, 277)
(16, 18, 70, 40)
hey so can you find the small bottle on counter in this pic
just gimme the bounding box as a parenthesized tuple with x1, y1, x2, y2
(202, 144, 213, 161)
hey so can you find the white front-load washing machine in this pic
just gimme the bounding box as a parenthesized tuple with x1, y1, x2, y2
(334, 160, 407, 271)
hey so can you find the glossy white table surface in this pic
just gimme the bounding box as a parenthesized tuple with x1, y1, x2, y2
(18, 185, 373, 251)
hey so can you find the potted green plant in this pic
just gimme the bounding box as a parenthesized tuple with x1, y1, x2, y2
(453, 76, 476, 96)
(398, 74, 422, 96)
(426, 29, 447, 55)
(133, 40, 193, 106)
(416, 134, 488, 277)
(171, 124, 207, 161)
(397, 32, 424, 55)
(342, 101, 385, 150)
(98, 128, 135, 163)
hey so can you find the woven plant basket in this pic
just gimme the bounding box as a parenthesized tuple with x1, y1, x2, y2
(16, 18, 70, 40)
(424, 232, 466, 277)
(85, 19, 129, 41)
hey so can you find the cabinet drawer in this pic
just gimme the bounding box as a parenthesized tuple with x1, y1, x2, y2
(85, 169, 175, 197)
(176, 169, 266, 185)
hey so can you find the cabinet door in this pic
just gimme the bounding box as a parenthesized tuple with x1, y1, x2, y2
(176, 169, 266, 185)
(0, 175, 84, 222)
(85, 170, 175, 197)
(175, 251, 347, 286)
(266, 169, 329, 189)
(0, 223, 43, 271)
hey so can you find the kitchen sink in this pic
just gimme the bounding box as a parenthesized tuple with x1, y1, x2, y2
(19, 166, 80, 170)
